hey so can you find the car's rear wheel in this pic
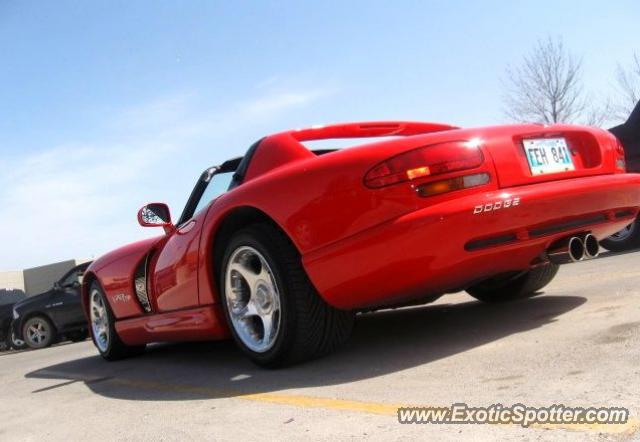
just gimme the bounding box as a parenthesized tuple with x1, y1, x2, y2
(601, 217, 640, 252)
(68, 330, 89, 343)
(89, 282, 145, 360)
(23, 316, 55, 349)
(220, 223, 354, 367)
(466, 263, 560, 303)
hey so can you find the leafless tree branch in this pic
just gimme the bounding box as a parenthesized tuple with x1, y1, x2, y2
(503, 37, 591, 124)
(614, 53, 640, 120)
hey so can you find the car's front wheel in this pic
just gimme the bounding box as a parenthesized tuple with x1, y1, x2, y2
(89, 282, 145, 360)
(466, 263, 560, 303)
(220, 223, 354, 367)
(23, 316, 56, 349)
(601, 217, 640, 252)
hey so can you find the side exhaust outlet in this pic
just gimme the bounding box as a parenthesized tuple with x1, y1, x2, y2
(547, 236, 585, 264)
(583, 233, 600, 259)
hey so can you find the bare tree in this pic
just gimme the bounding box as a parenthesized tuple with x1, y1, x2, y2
(584, 99, 614, 127)
(614, 53, 640, 120)
(503, 37, 588, 124)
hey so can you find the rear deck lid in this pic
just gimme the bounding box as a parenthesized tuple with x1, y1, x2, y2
(480, 125, 621, 188)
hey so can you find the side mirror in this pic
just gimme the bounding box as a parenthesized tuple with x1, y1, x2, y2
(138, 203, 175, 234)
(53, 282, 62, 291)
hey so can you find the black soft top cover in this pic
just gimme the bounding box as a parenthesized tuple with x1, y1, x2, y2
(610, 100, 640, 172)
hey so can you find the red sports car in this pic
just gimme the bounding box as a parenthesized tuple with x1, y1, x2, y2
(83, 118, 640, 367)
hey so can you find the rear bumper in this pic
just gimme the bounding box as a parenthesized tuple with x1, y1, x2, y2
(303, 173, 640, 309)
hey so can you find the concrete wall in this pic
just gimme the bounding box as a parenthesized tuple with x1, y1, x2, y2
(23, 260, 77, 296)
(0, 271, 25, 292)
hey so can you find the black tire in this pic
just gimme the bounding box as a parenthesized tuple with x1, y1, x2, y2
(466, 263, 560, 303)
(601, 217, 640, 252)
(219, 223, 354, 368)
(89, 282, 145, 361)
(68, 330, 89, 343)
(22, 316, 56, 349)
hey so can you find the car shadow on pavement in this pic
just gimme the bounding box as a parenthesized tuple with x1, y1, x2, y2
(597, 248, 640, 260)
(25, 294, 586, 401)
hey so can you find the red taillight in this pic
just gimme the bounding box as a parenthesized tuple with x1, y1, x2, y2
(364, 141, 485, 188)
(615, 139, 626, 172)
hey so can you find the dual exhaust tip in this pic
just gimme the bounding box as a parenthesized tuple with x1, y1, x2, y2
(547, 234, 599, 265)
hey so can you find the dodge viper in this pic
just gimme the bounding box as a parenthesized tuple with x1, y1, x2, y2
(83, 115, 640, 367)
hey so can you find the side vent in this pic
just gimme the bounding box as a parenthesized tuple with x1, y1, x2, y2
(134, 254, 152, 313)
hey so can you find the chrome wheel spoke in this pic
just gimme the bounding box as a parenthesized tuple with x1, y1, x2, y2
(239, 299, 260, 319)
(261, 312, 276, 345)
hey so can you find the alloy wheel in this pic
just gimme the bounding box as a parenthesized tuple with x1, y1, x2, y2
(90, 289, 110, 352)
(25, 319, 50, 347)
(224, 246, 282, 353)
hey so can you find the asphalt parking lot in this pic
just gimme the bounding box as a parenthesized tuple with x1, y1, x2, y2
(1, 251, 639, 441)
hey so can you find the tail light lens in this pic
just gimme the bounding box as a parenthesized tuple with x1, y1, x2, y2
(416, 173, 490, 197)
(615, 139, 626, 172)
(364, 141, 484, 188)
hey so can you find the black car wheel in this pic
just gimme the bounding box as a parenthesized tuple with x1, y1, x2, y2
(601, 217, 640, 252)
(219, 223, 354, 367)
(466, 263, 560, 303)
(68, 330, 89, 343)
(89, 282, 145, 360)
(23, 316, 55, 349)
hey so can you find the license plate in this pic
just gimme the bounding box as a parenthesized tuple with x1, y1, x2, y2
(523, 138, 575, 175)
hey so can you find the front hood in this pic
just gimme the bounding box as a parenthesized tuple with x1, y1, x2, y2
(13, 290, 54, 311)
(89, 235, 165, 274)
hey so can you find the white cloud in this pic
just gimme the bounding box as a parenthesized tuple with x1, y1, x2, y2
(0, 140, 176, 270)
(0, 86, 331, 270)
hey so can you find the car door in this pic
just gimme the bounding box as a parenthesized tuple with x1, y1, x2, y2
(49, 265, 90, 328)
(152, 165, 237, 313)
(50, 286, 84, 329)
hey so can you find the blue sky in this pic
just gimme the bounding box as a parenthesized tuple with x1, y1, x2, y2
(0, 1, 638, 269)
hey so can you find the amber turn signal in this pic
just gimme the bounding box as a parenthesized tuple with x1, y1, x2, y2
(416, 173, 490, 197)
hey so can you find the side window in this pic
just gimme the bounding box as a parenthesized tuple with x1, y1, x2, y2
(193, 171, 235, 217)
(178, 158, 243, 226)
(60, 270, 80, 288)
(59, 265, 88, 289)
